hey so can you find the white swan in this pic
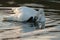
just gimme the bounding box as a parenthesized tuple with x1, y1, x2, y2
(3, 6, 45, 29)
(4, 6, 38, 21)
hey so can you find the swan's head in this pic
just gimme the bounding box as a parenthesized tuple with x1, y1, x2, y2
(11, 8, 20, 14)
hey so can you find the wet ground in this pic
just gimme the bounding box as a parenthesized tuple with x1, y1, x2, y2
(0, 3, 60, 40)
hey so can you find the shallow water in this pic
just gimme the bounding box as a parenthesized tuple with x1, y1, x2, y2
(0, 3, 60, 40)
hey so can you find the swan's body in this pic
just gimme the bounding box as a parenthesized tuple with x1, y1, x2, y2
(5, 6, 38, 21)
(3, 6, 45, 29)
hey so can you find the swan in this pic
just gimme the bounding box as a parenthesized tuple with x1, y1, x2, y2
(3, 6, 45, 29)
